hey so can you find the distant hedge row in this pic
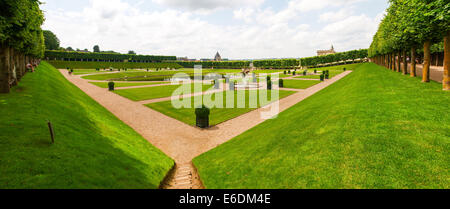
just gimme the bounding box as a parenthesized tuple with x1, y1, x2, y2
(45, 50, 177, 62)
(48, 61, 183, 69)
(175, 61, 251, 69)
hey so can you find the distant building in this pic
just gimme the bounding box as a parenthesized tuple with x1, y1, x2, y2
(177, 57, 189, 61)
(214, 52, 222, 61)
(317, 45, 336, 56)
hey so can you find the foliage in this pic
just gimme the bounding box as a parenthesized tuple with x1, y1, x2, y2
(0, 0, 45, 57)
(93, 45, 100, 53)
(45, 50, 177, 62)
(43, 30, 60, 50)
(47, 60, 182, 69)
(369, 0, 449, 57)
(175, 61, 251, 69)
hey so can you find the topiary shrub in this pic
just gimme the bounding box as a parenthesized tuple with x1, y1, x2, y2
(195, 105, 210, 128)
(108, 82, 115, 91)
(314, 69, 317, 74)
(279, 79, 284, 88)
(284, 71, 286, 75)
(303, 70, 307, 76)
(320, 74, 324, 81)
(288, 70, 291, 74)
(343, 68, 346, 71)
(293, 71, 296, 76)
(267, 80, 272, 90)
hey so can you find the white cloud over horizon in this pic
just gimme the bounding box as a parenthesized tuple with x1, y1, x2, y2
(42, 0, 387, 59)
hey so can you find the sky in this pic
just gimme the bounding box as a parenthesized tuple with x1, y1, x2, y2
(40, 0, 388, 60)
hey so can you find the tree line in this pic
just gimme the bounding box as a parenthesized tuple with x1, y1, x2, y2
(368, 0, 449, 90)
(45, 50, 177, 63)
(0, 0, 45, 93)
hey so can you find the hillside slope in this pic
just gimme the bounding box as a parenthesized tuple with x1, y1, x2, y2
(0, 62, 173, 189)
(194, 63, 449, 189)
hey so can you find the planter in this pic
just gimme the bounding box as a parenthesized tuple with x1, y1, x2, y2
(108, 82, 115, 91)
(195, 105, 210, 128)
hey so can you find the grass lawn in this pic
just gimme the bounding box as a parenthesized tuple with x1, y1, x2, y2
(282, 79, 322, 89)
(193, 63, 449, 189)
(81, 69, 242, 81)
(0, 62, 174, 189)
(295, 63, 362, 79)
(113, 83, 214, 101)
(146, 90, 296, 126)
(89, 81, 168, 88)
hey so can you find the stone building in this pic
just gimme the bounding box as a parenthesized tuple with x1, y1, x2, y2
(317, 45, 336, 56)
(214, 52, 222, 61)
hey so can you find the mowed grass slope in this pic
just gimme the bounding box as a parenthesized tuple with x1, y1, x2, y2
(0, 62, 174, 189)
(146, 90, 296, 126)
(194, 63, 449, 189)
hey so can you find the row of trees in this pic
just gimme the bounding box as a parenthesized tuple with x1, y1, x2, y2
(48, 60, 183, 69)
(175, 49, 368, 70)
(0, 0, 45, 93)
(251, 49, 368, 69)
(175, 61, 251, 69)
(368, 0, 449, 90)
(300, 49, 368, 67)
(44, 50, 177, 63)
(253, 59, 299, 69)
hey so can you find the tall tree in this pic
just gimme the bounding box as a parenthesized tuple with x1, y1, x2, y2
(93, 45, 100, 53)
(43, 30, 60, 50)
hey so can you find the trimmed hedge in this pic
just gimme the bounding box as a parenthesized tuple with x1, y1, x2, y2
(47, 61, 183, 69)
(45, 50, 176, 62)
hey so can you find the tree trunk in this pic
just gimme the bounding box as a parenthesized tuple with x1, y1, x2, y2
(443, 31, 450, 90)
(392, 53, 396, 71)
(397, 51, 401, 72)
(0, 44, 11, 93)
(423, 41, 431, 83)
(402, 50, 408, 75)
(411, 47, 416, 77)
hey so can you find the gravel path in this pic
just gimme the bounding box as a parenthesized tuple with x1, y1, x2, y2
(59, 69, 352, 189)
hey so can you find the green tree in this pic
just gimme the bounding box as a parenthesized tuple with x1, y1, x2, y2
(93, 45, 100, 53)
(43, 30, 60, 50)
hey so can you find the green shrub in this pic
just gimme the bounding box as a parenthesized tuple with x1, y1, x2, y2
(195, 105, 210, 128)
(279, 79, 284, 88)
(320, 74, 324, 81)
(108, 82, 115, 91)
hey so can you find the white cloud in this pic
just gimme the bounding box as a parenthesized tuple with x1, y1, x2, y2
(153, 0, 264, 12)
(42, 0, 383, 59)
(290, 0, 365, 12)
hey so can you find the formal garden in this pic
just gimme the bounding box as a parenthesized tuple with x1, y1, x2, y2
(0, 0, 448, 190)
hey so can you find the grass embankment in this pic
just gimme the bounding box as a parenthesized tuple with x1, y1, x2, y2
(146, 90, 296, 126)
(0, 62, 173, 189)
(89, 81, 168, 88)
(114, 84, 214, 101)
(282, 80, 322, 89)
(194, 63, 449, 189)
